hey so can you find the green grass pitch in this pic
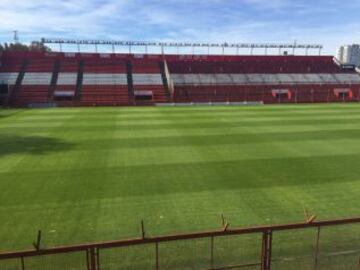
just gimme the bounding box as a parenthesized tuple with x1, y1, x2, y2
(0, 104, 360, 268)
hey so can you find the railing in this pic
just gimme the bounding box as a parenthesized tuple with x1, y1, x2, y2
(0, 216, 359, 270)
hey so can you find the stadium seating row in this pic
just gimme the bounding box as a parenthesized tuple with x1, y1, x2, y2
(167, 58, 343, 74)
(171, 73, 360, 85)
(173, 85, 357, 103)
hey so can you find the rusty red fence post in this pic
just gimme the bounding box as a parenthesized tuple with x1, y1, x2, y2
(96, 248, 100, 270)
(261, 230, 272, 270)
(86, 248, 90, 270)
(155, 242, 159, 270)
(89, 247, 97, 270)
(20, 257, 25, 270)
(210, 236, 214, 269)
(313, 226, 321, 270)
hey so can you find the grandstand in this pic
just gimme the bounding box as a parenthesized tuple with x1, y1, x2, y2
(1, 49, 360, 107)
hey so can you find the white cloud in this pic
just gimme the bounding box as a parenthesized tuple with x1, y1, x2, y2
(0, 0, 358, 55)
(241, 0, 290, 10)
(0, 0, 128, 36)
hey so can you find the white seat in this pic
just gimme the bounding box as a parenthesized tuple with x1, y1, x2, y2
(57, 73, 78, 85)
(22, 73, 52, 85)
(0, 72, 19, 85)
(83, 73, 128, 85)
(132, 74, 163, 85)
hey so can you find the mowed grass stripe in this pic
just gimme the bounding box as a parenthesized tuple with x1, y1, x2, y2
(2, 140, 360, 178)
(3, 122, 360, 140)
(2, 117, 360, 134)
(2, 104, 360, 122)
(3, 110, 360, 123)
(4, 108, 360, 122)
(1, 103, 358, 123)
(2, 133, 360, 172)
(3, 129, 360, 157)
(37, 129, 360, 149)
(2, 154, 360, 209)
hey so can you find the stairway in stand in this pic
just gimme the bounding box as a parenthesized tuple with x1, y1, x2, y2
(131, 57, 168, 105)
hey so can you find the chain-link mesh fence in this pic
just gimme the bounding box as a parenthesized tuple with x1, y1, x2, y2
(212, 233, 262, 269)
(99, 244, 155, 270)
(271, 228, 317, 270)
(0, 217, 359, 270)
(317, 223, 360, 270)
(0, 251, 87, 270)
(25, 251, 88, 270)
(0, 258, 22, 270)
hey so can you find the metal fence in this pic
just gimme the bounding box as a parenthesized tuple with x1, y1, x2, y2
(0, 217, 359, 270)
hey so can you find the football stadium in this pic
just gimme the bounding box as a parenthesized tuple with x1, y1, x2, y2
(1, 1, 360, 270)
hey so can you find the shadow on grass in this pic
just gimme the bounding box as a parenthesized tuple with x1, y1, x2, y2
(0, 109, 24, 119)
(0, 135, 75, 157)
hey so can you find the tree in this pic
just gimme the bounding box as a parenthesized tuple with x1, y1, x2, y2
(29, 41, 51, 52)
(0, 41, 51, 52)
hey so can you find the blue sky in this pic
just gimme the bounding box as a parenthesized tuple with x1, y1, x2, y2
(0, 0, 359, 55)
